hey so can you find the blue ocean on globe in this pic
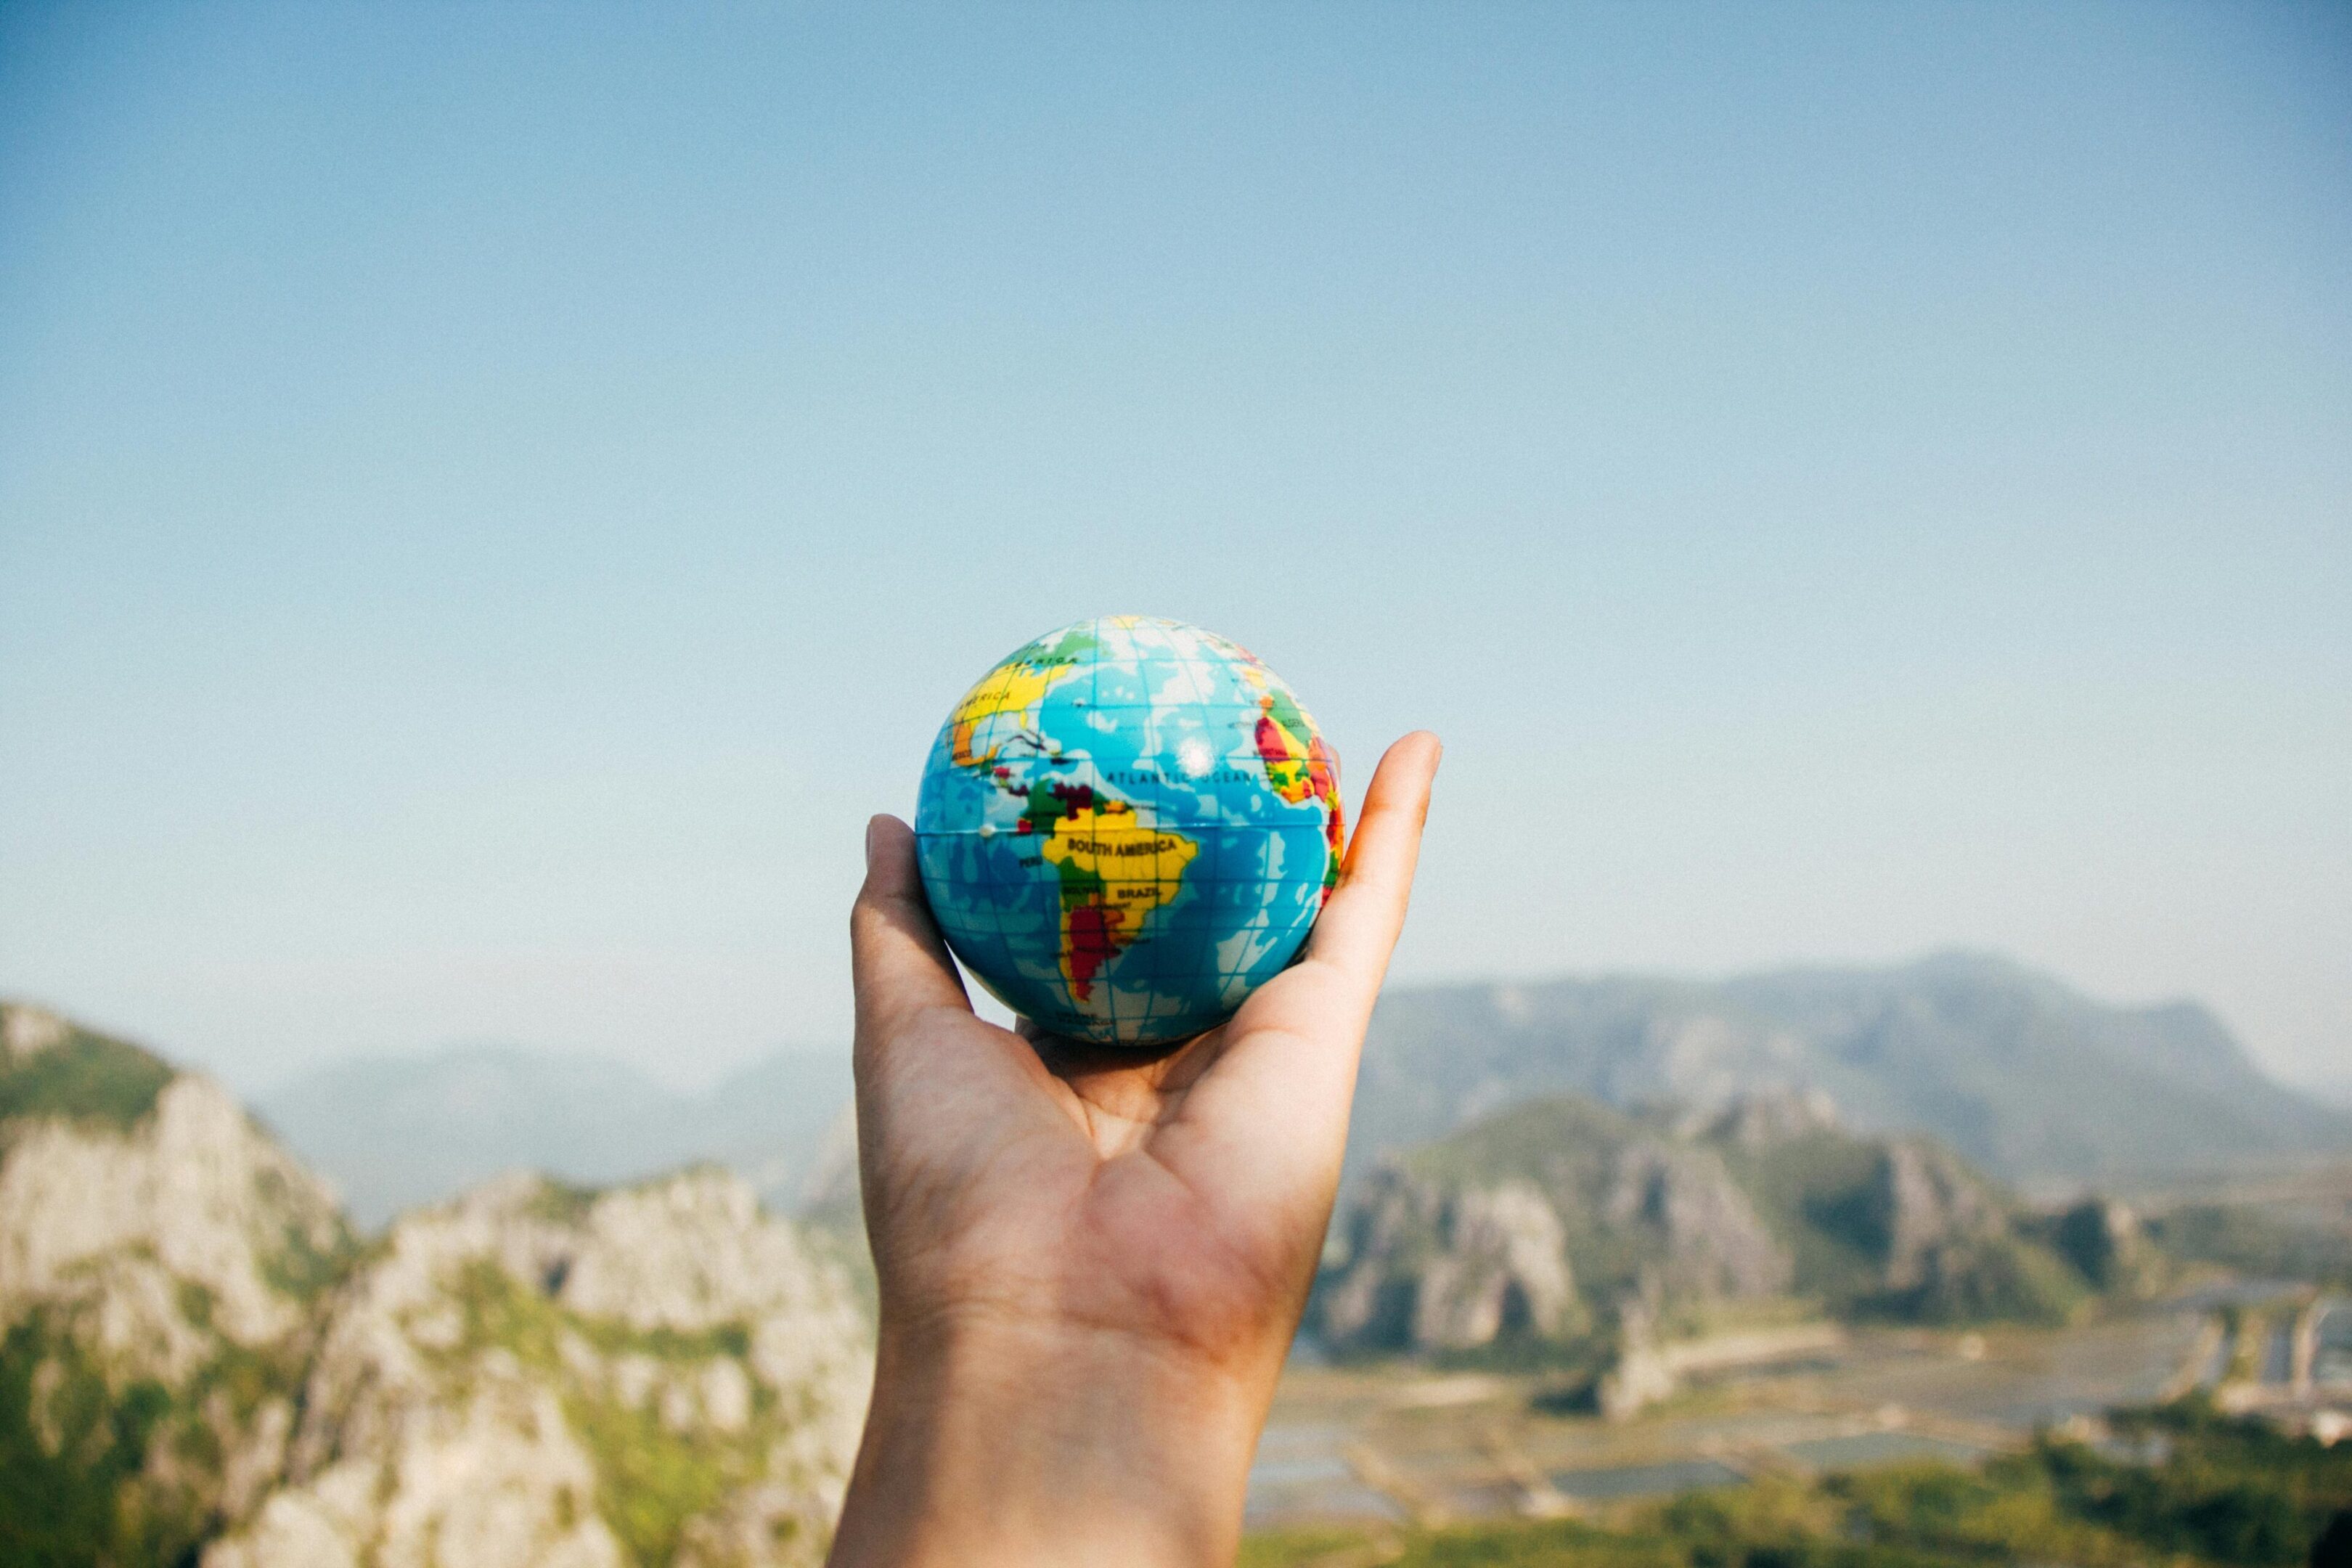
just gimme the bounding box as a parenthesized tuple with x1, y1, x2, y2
(914, 616, 1344, 1045)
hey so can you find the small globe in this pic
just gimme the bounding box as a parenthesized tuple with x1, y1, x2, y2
(915, 616, 1343, 1045)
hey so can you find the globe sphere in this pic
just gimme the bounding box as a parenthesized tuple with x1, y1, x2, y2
(914, 616, 1342, 1045)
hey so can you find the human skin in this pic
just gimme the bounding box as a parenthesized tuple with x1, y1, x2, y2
(826, 731, 1442, 1568)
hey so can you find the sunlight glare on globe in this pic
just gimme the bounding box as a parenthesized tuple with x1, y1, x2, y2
(914, 616, 1344, 1046)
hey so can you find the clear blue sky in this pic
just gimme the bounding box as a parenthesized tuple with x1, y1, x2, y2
(3, 3, 2346, 1093)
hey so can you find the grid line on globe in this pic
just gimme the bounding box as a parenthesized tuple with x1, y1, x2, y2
(914, 616, 1344, 1046)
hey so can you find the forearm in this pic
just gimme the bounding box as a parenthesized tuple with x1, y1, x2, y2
(827, 1313, 1273, 1568)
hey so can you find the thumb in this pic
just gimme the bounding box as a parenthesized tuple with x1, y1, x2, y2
(849, 815, 971, 1049)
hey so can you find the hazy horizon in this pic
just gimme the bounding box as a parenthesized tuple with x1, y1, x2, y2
(12, 946, 2337, 1104)
(4, 4, 2346, 1093)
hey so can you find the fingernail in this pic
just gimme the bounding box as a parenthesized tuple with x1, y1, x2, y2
(865, 817, 880, 871)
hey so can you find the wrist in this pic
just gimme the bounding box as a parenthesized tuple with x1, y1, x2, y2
(828, 1307, 1271, 1568)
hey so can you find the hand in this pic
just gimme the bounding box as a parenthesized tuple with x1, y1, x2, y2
(827, 732, 1442, 1568)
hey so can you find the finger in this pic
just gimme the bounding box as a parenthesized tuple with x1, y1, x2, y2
(1302, 730, 1442, 1002)
(849, 814, 971, 1049)
(1148, 734, 1440, 1213)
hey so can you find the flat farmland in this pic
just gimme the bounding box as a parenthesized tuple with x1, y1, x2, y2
(1246, 1310, 2209, 1532)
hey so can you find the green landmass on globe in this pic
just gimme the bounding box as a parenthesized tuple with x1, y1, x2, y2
(915, 616, 1343, 1045)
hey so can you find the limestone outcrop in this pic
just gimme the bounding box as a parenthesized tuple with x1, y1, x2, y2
(1600, 1140, 1792, 1300)
(1320, 1172, 1583, 1352)
(0, 1002, 348, 1559)
(0, 1001, 873, 1568)
(1315, 1087, 2096, 1364)
(2051, 1195, 2159, 1296)
(1700, 1085, 1841, 1150)
(205, 1167, 870, 1568)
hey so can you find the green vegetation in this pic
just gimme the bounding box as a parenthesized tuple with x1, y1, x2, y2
(1325, 1092, 2099, 1370)
(0, 1288, 312, 1568)
(2152, 1204, 2352, 1291)
(1242, 1518, 1684, 1568)
(2022, 1402, 2339, 1564)
(1718, 1131, 1891, 1307)
(257, 1213, 353, 1304)
(1244, 1399, 2352, 1568)
(575, 1315, 754, 1364)
(1723, 1130, 2089, 1328)
(571, 1388, 734, 1565)
(1720, 1129, 2083, 1326)
(0, 1024, 174, 1130)
(0, 1314, 197, 1568)
(1878, 1231, 2089, 1327)
(526, 1177, 603, 1227)
(249, 1163, 356, 1302)
(1384, 1095, 1731, 1326)
(443, 1256, 771, 1567)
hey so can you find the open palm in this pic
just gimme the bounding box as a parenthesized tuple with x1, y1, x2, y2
(849, 731, 1442, 1380)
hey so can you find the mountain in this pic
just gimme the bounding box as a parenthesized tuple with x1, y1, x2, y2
(0, 1003, 350, 1565)
(2303, 1074, 2352, 1111)
(205, 1169, 869, 1568)
(259, 1046, 852, 1228)
(1314, 1087, 2147, 1412)
(0, 1001, 872, 1568)
(256, 954, 2342, 1232)
(1351, 952, 2351, 1187)
(255, 952, 2325, 1234)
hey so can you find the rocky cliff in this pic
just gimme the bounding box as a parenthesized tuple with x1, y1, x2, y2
(1314, 1088, 2097, 1388)
(0, 1002, 872, 1568)
(206, 1169, 869, 1568)
(1, 1002, 348, 1563)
